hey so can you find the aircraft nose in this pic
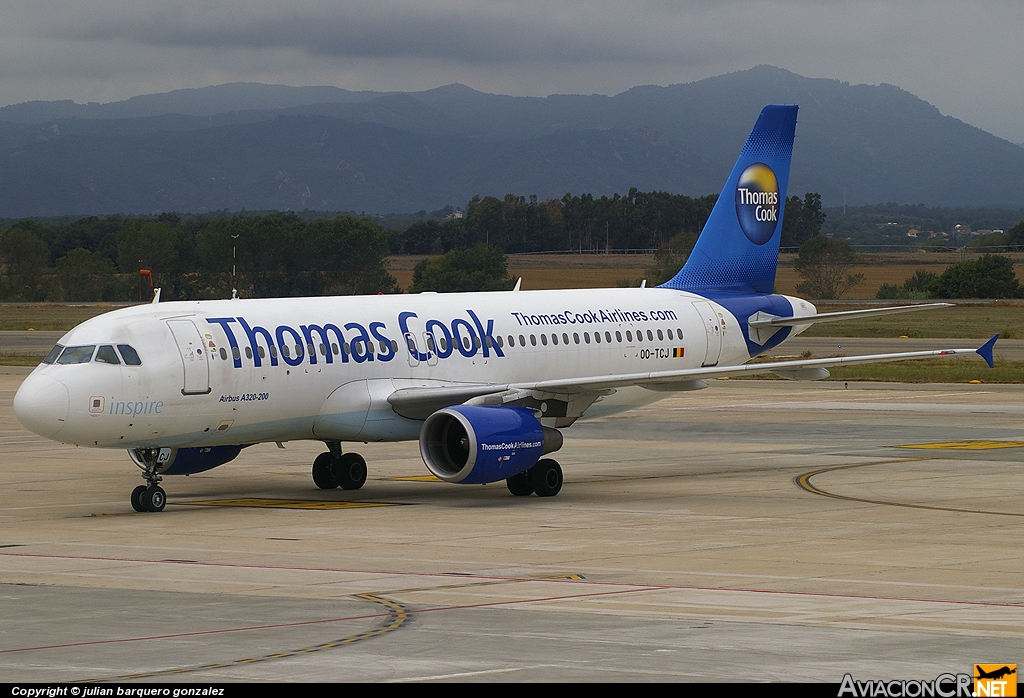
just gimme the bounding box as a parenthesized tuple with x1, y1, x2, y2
(14, 373, 70, 439)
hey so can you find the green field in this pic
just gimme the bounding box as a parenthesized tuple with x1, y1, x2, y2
(803, 303, 1022, 339)
(0, 304, 128, 331)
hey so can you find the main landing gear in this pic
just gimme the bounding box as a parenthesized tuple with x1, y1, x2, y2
(506, 458, 563, 498)
(312, 442, 367, 491)
(130, 448, 167, 512)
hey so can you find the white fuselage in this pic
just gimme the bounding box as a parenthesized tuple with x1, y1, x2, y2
(13, 287, 809, 451)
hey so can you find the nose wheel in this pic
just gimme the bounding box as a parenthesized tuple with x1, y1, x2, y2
(132, 484, 166, 512)
(129, 448, 169, 512)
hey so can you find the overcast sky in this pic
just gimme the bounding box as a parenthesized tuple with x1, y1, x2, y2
(3, 0, 1023, 142)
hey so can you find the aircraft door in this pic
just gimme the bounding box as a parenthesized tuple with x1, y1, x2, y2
(422, 332, 439, 366)
(693, 301, 723, 367)
(167, 319, 211, 395)
(404, 332, 420, 367)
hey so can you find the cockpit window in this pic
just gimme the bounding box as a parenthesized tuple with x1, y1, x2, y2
(95, 345, 121, 364)
(117, 344, 142, 366)
(42, 344, 64, 364)
(57, 345, 95, 364)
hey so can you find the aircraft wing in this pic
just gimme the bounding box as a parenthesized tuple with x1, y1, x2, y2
(388, 335, 998, 420)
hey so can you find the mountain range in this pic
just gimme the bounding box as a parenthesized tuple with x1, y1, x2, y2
(2, 66, 1023, 217)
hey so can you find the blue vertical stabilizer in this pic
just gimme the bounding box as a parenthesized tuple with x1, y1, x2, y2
(660, 105, 798, 294)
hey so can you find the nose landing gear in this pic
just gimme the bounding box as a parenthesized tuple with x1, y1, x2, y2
(129, 448, 168, 512)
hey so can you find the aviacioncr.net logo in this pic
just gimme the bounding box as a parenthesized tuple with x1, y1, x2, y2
(734, 162, 780, 245)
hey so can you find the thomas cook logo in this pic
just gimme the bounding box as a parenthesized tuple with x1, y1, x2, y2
(735, 162, 780, 245)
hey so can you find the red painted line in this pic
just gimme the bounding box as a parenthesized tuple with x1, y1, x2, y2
(1, 586, 658, 655)
(3, 550, 1023, 619)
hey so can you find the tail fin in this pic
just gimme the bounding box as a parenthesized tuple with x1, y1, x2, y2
(660, 104, 798, 294)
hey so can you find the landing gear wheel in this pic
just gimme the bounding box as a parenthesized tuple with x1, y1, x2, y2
(142, 485, 166, 512)
(335, 453, 367, 490)
(529, 459, 562, 497)
(131, 485, 147, 512)
(506, 471, 534, 496)
(312, 452, 340, 489)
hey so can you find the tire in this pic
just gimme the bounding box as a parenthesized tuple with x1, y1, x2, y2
(312, 452, 340, 489)
(506, 471, 534, 496)
(131, 485, 147, 512)
(144, 486, 166, 512)
(336, 453, 367, 490)
(530, 459, 562, 497)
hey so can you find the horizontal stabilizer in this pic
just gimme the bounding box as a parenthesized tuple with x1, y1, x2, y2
(747, 303, 953, 329)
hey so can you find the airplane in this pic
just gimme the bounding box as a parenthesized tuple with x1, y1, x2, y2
(12, 104, 998, 512)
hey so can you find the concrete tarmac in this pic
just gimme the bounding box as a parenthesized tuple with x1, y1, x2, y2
(1, 374, 1022, 682)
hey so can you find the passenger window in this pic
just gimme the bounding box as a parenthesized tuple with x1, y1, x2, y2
(626, 331, 632, 342)
(530, 335, 537, 346)
(270, 345, 278, 359)
(657, 329, 664, 341)
(647, 330, 654, 341)
(541, 334, 548, 346)
(57, 345, 95, 364)
(231, 346, 241, 361)
(562, 333, 569, 345)
(573, 333, 580, 344)
(551, 334, 557, 346)
(321, 343, 328, 356)
(391, 340, 399, 353)
(474, 337, 481, 349)
(42, 344, 64, 364)
(219, 348, 227, 361)
(439, 337, 448, 352)
(95, 345, 120, 364)
(676, 327, 683, 339)
(507, 335, 515, 347)
(282, 345, 291, 358)
(332, 343, 339, 355)
(463, 337, 471, 351)
(496, 335, 503, 348)
(520, 335, 526, 346)
(615, 331, 622, 342)
(605, 331, 612, 343)
(258, 346, 266, 359)
(584, 333, 590, 344)
(245, 346, 253, 359)
(379, 340, 387, 354)
(594, 332, 601, 344)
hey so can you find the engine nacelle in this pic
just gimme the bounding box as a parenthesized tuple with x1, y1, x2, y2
(129, 445, 244, 475)
(419, 405, 562, 485)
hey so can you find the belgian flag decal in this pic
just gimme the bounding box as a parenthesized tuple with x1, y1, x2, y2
(673, 347, 685, 358)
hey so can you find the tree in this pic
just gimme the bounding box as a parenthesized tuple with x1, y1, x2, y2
(647, 231, 699, 285)
(54, 248, 122, 301)
(875, 269, 937, 300)
(0, 225, 52, 301)
(793, 235, 865, 299)
(409, 244, 515, 293)
(781, 192, 826, 248)
(928, 254, 1021, 298)
(1006, 218, 1024, 248)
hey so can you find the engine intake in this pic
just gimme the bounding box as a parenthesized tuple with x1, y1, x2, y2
(419, 405, 562, 484)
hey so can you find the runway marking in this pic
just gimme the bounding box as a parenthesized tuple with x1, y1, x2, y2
(181, 498, 399, 510)
(386, 475, 443, 482)
(77, 593, 412, 682)
(796, 459, 1024, 518)
(896, 440, 1024, 450)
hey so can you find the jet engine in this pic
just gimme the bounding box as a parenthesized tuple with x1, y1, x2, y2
(129, 445, 244, 475)
(419, 405, 562, 484)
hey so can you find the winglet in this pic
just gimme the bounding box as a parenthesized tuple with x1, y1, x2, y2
(976, 334, 999, 369)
